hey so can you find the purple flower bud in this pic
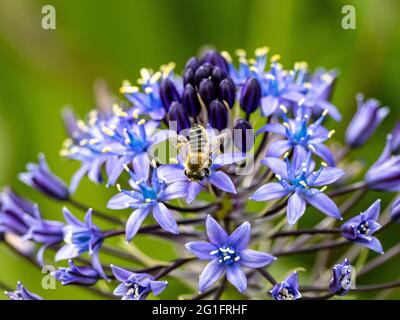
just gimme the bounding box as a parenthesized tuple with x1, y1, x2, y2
(390, 195, 400, 221)
(168, 101, 191, 133)
(218, 78, 236, 109)
(329, 259, 353, 296)
(240, 77, 261, 115)
(159, 78, 180, 111)
(183, 68, 194, 86)
(5, 281, 43, 300)
(270, 272, 301, 300)
(185, 56, 200, 72)
(200, 49, 229, 74)
(19, 154, 69, 201)
(233, 119, 254, 152)
(198, 78, 216, 108)
(208, 100, 228, 131)
(211, 67, 227, 86)
(194, 65, 212, 86)
(54, 260, 100, 286)
(345, 94, 389, 148)
(182, 84, 201, 117)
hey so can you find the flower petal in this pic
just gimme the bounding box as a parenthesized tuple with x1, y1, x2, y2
(226, 263, 247, 293)
(185, 241, 217, 260)
(152, 203, 179, 235)
(228, 222, 251, 250)
(126, 207, 151, 241)
(267, 140, 292, 158)
(361, 237, 384, 254)
(363, 199, 381, 221)
(150, 280, 168, 296)
(111, 265, 132, 282)
(239, 249, 276, 268)
(310, 167, 345, 186)
(206, 215, 229, 247)
(250, 183, 289, 201)
(186, 182, 203, 204)
(287, 192, 306, 225)
(306, 190, 341, 220)
(261, 158, 288, 180)
(132, 152, 150, 181)
(198, 259, 225, 293)
(208, 171, 236, 194)
(313, 143, 335, 167)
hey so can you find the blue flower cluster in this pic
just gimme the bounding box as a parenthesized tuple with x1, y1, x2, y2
(1, 47, 399, 300)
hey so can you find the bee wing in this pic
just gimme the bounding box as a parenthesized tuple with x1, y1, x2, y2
(169, 134, 190, 160)
(208, 132, 227, 155)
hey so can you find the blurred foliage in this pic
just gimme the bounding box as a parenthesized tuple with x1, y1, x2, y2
(0, 0, 399, 299)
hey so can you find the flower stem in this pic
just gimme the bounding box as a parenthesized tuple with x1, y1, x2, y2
(327, 181, 367, 198)
(273, 239, 349, 256)
(164, 202, 220, 213)
(271, 228, 340, 238)
(154, 256, 197, 280)
(68, 198, 123, 225)
(353, 280, 400, 292)
(213, 276, 228, 300)
(257, 268, 277, 285)
(358, 243, 400, 277)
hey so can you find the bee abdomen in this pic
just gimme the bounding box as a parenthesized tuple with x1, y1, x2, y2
(189, 125, 207, 152)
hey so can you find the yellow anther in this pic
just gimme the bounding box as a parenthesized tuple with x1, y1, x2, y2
(308, 144, 316, 152)
(138, 119, 146, 126)
(145, 198, 152, 203)
(77, 119, 88, 132)
(303, 82, 312, 89)
(88, 110, 98, 126)
(161, 62, 176, 78)
(63, 138, 73, 148)
(320, 186, 328, 192)
(255, 46, 269, 57)
(298, 98, 306, 106)
(322, 109, 329, 117)
(101, 146, 112, 153)
(125, 137, 131, 145)
(151, 159, 157, 168)
(102, 126, 114, 137)
(123, 164, 130, 172)
(271, 54, 281, 62)
(79, 139, 88, 146)
(144, 87, 153, 94)
(283, 122, 290, 129)
(279, 104, 288, 114)
(220, 51, 232, 63)
(307, 129, 314, 136)
(299, 61, 308, 69)
(322, 73, 333, 83)
(235, 49, 246, 57)
(120, 84, 139, 94)
(140, 68, 151, 82)
(249, 66, 258, 72)
(150, 71, 161, 84)
(328, 130, 336, 138)
(294, 62, 301, 70)
(299, 181, 307, 187)
(284, 152, 290, 159)
(239, 57, 248, 65)
(169, 158, 179, 164)
(116, 184, 122, 192)
(59, 149, 69, 157)
(266, 74, 275, 80)
(321, 162, 328, 167)
(89, 138, 99, 145)
(275, 174, 282, 181)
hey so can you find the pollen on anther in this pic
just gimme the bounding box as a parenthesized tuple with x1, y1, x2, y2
(102, 146, 112, 153)
(138, 119, 146, 126)
(280, 104, 288, 114)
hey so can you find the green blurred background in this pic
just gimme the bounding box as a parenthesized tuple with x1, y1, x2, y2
(0, 0, 399, 299)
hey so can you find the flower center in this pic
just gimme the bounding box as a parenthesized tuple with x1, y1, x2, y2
(139, 184, 158, 202)
(211, 246, 240, 265)
(357, 221, 371, 236)
(125, 282, 145, 299)
(339, 266, 353, 290)
(278, 287, 296, 300)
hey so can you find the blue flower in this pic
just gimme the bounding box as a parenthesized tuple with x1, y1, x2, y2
(5, 281, 43, 300)
(19, 153, 69, 200)
(341, 200, 383, 254)
(107, 165, 187, 241)
(120, 64, 179, 120)
(61, 109, 167, 191)
(270, 271, 302, 300)
(21, 207, 64, 265)
(345, 94, 389, 148)
(329, 258, 353, 296)
(251, 146, 343, 225)
(186, 215, 276, 293)
(365, 134, 400, 192)
(258, 104, 335, 165)
(0, 188, 36, 236)
(54, 259, 100, 286)
(55, 208, 107, 278)
(111, 264, 168, 300)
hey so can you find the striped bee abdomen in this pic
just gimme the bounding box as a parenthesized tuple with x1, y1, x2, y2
(189, 124, 207, 153)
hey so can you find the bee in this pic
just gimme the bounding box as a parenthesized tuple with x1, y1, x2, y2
(170, 124, 226, 182)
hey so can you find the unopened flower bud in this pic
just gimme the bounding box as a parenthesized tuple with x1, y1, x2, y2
(233, 119, 254, 152)
(168, 102, 191, 133)
(198, 79, 216, 108)
(201, 49, 229, 74)
(159, 78, 180, 111)
(182, 84, 202, 117)
(240, 77, 261, 115)
(208, 100, 228, 131)
(218, 78, 236, 109)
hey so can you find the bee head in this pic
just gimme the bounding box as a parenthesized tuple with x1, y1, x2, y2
(184, 167, 211, 181)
